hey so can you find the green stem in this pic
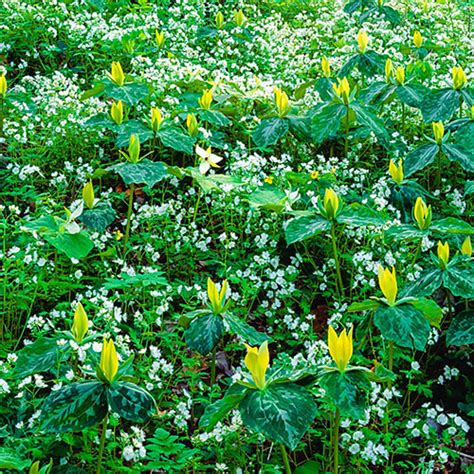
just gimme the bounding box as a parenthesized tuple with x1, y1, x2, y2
(333, 408, 340, 474)
(388, 341, 394, 373)
(193, 187, 201, 223)
(331, 223, 344, 299)
(280, 443, 292, 474)
(344, 106, 350, 157)
(411, 239, 422, 269)
(210, 345, 217, 386)
(435, 150, 442, 188)
(96, 414, 108, 474)
(459, 96, 463, 117)
(123, 183, 135, 250)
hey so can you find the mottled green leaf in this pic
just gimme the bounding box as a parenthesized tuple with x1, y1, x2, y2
(0, 449, 31, 470)
(200, 110, 231, 127)
(404, 143, 439, 177)
(421, 88, 459, 122)
(44, 231, 94, 260)
(407, 297, 442, 327)
(443, 261, 474, 299)
(157, 127, 194, 154)
(104, 82, 150, 105)
(337, 203, 386, 226)
(108, 159, 168, 187)
(239, 383, 317, 450)
(108, 382, 156, 422)
(79, 205, 116, 232)
(311, 103, 346, 144)
(185, 313, 224, 355)
(252, 117, 289, 148)
(442, 144, 474, 172)
(223, 312, 268, 345)
(446, 310, 474, 346)
(115, 119, 154, 148)
(400, 267, 443, 298)
(285, 214, 331, 244)
(431, 217, 474, 234)
(247, 188, 287, 213)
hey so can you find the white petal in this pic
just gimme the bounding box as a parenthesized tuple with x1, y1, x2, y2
(199, 161, 210, 174)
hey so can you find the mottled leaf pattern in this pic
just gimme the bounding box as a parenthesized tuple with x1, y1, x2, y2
(108, 382, 156, 422)
(185, 313, 224, 355)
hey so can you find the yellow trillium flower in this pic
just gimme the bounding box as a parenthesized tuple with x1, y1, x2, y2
(461, 236, 472, 257)
(100, 338, 119, 383)
(328, 326, 353, 372)
(437, 241, 450, 269)
(321, 57, 331, 78)
(333, 77, 350, 104)
(0, 73, 7, 97)
(413, 31, 423, 48)
(29, 461, 40, 474)
(357, 30, 369, 53)
(151, 107, 163, 132)
(110, 100, 124, 125)
(389, 159, 404, 185)
(216, 11, 224, 29)
(186, 113, 199, 136)
(385, 59, 393, 83)
(452, 66, 467, 90)
(234, 9, 246, 27)
(72, 302, 89, 343)
(378, 265, 398, 305)
(198, 89, 213, 110)
(106, 61, 125, 87)
(274, 87, 290, 118)
(244, 341, 269, 389)
(82, 181, 95, 209)
(413, 197, 432, 230)
(395, 66, 405, 86)
(432, 121, 444, 144)
(207, 277, 228, 313)
(155, 30, 165, 49)
(323, 188, 339, 219)
(127, 134, 140, 163)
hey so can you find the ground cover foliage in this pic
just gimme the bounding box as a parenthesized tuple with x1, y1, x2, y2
(0, 0, 473, 472)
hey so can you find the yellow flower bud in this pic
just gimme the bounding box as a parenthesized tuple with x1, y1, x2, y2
(127, 134, 140, 163)
(198, 89, 213, 110)
(0, 73, 7, 98)
(186, 113, 199, 136)
(413, 31, 423, 48)
(395, 66, 405, 86)
(207, 277, 228, 314)
(216, 11, 224, 29)
(333, 77, 350, 104)
(413, 197, 432, 230)
(461, 236, 472, 257)
(322, 57, 331, 78)
(110, 100, 124, 125)
(234, 9, 246, 27)
(452, 66, 467, 90)
(378, 265, 398, 305)
(82, 180, 95, 209)
(357, 30, 369, 54)
(389, 159, 404, 185)
(323, 188, 339, 219)
(328, 326, 353, 372)
(155, 30, 165, 49)
(106, 61, 125, 87)
(244, 341, 269, 389)
(274, 87, 290, 117)
(151, 107, 163, 132)
(437, 241, 450, 269)
(385, 59, 393, 83)
(100, 338, 119, 383)
(432, 121, 444, 144)
(72, 302, 89, 343)
(29, 461, 40, 474)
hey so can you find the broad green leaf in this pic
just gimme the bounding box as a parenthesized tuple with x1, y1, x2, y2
(396, 85, 426, 108)
(431, 217, 474, 234)
(288, 116, 312, 141)
(44, 231, 94, 260)
(385, 224, 425, 242)
(337, 203, 386, 226)
(443, 261, 474, 299)
(421, 88, 459, 122)
(115, 119, 154, 148)
(442, 144, 474, 172)
(285, 214, 331, 245)
(84, 113, 115, 130)
(199, 384, 248, 431)
(311, 103, 346, 144)
(252, 118, 289, 148)
(352, 102, 390, 145)
(407, 297, 442, 327)
(374, 304, 430, 350)
(158, 127, 194, 154)
(108, 159, 168, 187)
(184, 313, 224, 355)
(294, 461, 322, 474)
(0, 449, 31, 470)
(247, 188, 287, 213)
(466, 181, 474, 196)
(102, 271, 167, 290)
(79, 205, 116, 232)
(223, 312, 268, 345)
(446, 310, 474, 346)
(13, 337, 69, 379)
(41, 381, 107, 433)
(200, 110, 231, 127)
(107, 382, 156, 422)
(104, 82, 150, 105)
(239, 383, 317, 450)
(348, 299, 380, 312)
(400, 268, 443, 298)
(403, 144, 439, 177)
(320, 371, 369, 419)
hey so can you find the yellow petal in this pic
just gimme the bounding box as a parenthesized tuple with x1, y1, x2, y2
(100, 338, 118, 382)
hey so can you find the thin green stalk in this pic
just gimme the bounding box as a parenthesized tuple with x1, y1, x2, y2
(411, 239, 422, 269)
(96, 414, 108, 474)
(459, 96, 463, 117)
(193, 187, 201, 223)
(331, 223, 344, 298)
(333, 408, 340, 474)
(435, 150, 442, 188)
(280, 443, 292, 474)
(123, 183, 135, 250)
(344, 106, 350, 157)
(210, 345, 217, 386)
(401, 102, 406, 134)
